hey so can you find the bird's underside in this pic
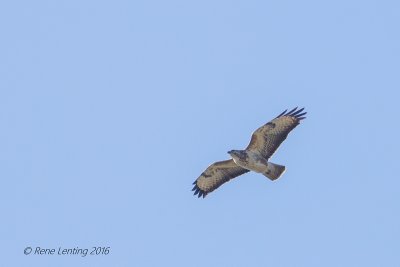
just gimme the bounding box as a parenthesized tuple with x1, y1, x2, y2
(192, 107, 306, 198)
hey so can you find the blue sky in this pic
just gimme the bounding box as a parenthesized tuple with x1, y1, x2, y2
(2, 0, 400, 266)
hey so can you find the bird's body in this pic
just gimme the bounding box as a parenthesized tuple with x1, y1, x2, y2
(228, 150, 269, 174)
(192, 107, 306, 198)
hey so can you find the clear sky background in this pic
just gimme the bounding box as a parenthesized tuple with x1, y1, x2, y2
(2, 0, 400, 266)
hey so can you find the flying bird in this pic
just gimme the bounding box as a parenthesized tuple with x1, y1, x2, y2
(192, 107, 306, 198)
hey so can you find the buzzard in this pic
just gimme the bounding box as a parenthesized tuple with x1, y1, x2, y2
(192, 107, 306, 198)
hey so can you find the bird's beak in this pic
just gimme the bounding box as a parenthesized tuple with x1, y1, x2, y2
(227, 150, 233, 155)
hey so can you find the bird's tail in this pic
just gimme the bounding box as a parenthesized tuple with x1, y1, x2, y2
(263, 162, 286, 181)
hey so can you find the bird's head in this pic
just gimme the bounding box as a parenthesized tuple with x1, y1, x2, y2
(227, 150, 242, 158)
(227, 150, 236, 155)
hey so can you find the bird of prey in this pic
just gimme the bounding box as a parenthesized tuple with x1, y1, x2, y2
(192, 107, 306, 198)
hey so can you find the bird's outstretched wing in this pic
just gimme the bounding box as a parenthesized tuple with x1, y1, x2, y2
(192, 159, 249, 198)
(246, 107, 307, 159)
